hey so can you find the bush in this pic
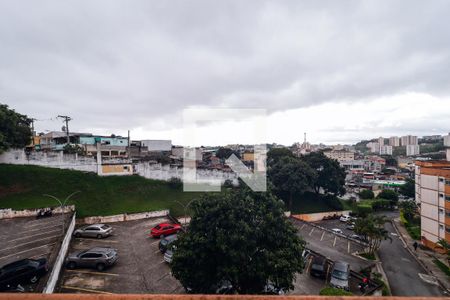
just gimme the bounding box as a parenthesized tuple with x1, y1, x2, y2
(371, 199, 391, 211)
(359, 189, 374, 199)
(168, 177, 182, 189)
(323, 195, 343, 211)
(433, 259, 450, 276)
(319, 287, 353, 296)
(377, 189, 398, 202)
(356, 204, 373, 217)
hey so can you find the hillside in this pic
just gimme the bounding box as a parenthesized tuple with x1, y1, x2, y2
(0, 164, 202, 217)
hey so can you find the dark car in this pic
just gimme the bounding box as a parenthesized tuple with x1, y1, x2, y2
(159, 234, 178, 253)
(0, 258, 48, 291)
(66, 247, 118, 271)
(310, 255, 327, 278)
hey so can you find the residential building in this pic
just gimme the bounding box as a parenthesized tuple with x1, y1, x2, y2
(421, 135, 443, 143)
(415, 160, 450, 250)
(242, 152, 254, 162)
(378, 137, 385, 147)
(366, 142, 380, 153)
(172, 146, 203, 161)
(141, 140, 172, 152)
(379, 145, 393, 155)
(365, 156, 386, 172)
(389, 136, 400, 147)
(401, 135, 418, 146)
(79, 135, 128, 157)
(406, 144, 420, 156)
(323, 149, 355, 163)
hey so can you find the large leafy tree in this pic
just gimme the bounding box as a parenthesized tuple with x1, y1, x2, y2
(354, 215, 391, 255)
(301, 152, 346, 196)
(268, 156, 316, 210)
(377, 189, 399, 207)
(0, 104, 32, 153)
(267, 148, 294, 166)
(399, 178, 415, 198)
(171, 188, 305, 294)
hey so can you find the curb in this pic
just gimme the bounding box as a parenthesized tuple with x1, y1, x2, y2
(391, 219, 450, 294)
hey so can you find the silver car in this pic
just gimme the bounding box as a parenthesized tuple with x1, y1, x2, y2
(73, 224, 113, 239)
(330, 261, 350, 290)
(66, 247, 118, 271)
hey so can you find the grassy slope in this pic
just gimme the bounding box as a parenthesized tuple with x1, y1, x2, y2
(0, 164, 203, 217)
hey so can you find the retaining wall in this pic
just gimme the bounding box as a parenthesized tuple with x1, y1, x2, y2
(292, 210, 352, 222)
(80, 209, 169, 224)
(43, 213, 76, 294)
(0, 205, 75, 219)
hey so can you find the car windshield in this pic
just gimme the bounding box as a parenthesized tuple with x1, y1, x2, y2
(106, 250, 115, 257)
(101, 225, 110, 230)
(332, 269, 348, 280)
(312, 264, 324, 271)
(154, 225, 161, 230)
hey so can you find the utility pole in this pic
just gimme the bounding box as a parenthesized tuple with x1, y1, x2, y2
(30, 118, 37, 145)
(58, 115, 72, 144)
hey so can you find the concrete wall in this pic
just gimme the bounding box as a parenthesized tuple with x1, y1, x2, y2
(81, 209, 169, 224)
(420, 188, 439, 206)
(421, 174, 438, 190)
(0, 149, 97, 173)
(0, 205, 75, 219)
(292, 210, 352, 222)
(43, 213, 76, 294)
(134, 162, 237, 184)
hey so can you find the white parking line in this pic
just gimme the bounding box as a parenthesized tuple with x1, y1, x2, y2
(154, 250, 161, 254)
(61, 285, 114, 294)
(65, 269, 120, 277)
(300, 224, 306, 230)
(0, 243, 56, 261)
(320, 231, 325, 241)
(347, 241, 351, 253)
(0, 235, 60, 252)
(150, 240, 160, 245)
(74, 238, 119, 244)
(333, 236, 337, 247)
(4, 228, 62, 243)
(309, 228, 314, 236)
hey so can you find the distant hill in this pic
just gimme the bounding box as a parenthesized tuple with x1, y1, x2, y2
(0, 164, 201, 217)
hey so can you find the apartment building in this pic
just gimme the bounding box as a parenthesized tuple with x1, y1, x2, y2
(406, 144, 420, 156)
(323, 149, 355, 163)
(389, 136, 400, 147)
(415, 160, 450, 250)
(401, 135, 418, 146)
(379, 145, 393, 155)
(366, 142, 380, 154)
(378, 137, 385, 147)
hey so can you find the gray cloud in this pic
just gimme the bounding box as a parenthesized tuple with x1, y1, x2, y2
(1, 0, 449, 138)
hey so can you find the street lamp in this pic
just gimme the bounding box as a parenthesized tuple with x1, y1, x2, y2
(172, 199, 197, 228)
(43, 191, 80, 235)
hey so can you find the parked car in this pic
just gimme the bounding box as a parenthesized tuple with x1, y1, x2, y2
(331, 228, 343, 234)
(164, 245, 176, 263)
(150, 223, 182, 238)
(339, 215, 350, 222)
(346, 224, 355, 230)
(330, 261, 350, 290)
(310, 255, 327, 278)
(0, 258, 48, 291)
(159, 234, 178, 253)
(66, 247, 118, 271)
(73, 224, 113, 239)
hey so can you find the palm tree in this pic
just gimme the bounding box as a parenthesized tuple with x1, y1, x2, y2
(435, 239, 450, 265)
(355, 215, 391, 255)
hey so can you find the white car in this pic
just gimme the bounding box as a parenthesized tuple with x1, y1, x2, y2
(339, 215, 350, 222)
(332, 228, 343, 234)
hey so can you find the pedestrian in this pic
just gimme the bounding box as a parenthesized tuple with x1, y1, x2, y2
(413, 241, 418, 251)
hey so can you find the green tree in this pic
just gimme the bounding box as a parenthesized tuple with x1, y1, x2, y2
(171, 189, 305, 294)
(301, 152, 346, 196)
(377, 189, 399, 206)
(399, 178, 415, 198)
(268, 156, 316, 210)
(399, 199, 417, 221)
(267, 148, 294, 166)
(358, 189, 374, 199)
(354, 215, 391, 255)
(0, 104, 32, 153)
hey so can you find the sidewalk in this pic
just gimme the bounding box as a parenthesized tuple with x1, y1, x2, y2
(392, 218, 450, 293)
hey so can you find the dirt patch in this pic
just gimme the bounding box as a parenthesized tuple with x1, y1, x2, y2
(0, 184, 31, 198)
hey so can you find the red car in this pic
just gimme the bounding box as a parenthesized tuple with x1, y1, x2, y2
(149, 223, 181, 238)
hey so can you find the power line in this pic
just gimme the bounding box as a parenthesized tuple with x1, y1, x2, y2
(57, 115, 72, 144)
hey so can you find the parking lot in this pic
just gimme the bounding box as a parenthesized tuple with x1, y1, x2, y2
(291, 218, 371, 272)
(57, 217, 183, 294)
(0, 214, 70, 292)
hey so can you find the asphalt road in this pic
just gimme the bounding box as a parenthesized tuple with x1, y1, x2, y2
(378, 221, 444, 296)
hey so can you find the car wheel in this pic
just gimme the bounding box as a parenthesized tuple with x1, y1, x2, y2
(97, 234, 102, 239)
(67, 262, 77, 269)
(75, 232, 81, 238)
(30, 275, 38, 283)
(96, 263, 105, 271)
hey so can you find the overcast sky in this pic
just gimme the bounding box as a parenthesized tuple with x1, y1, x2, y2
(1, 1, 450, 146)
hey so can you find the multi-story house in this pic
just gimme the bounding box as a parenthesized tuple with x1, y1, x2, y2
(415, 160, 450, 251)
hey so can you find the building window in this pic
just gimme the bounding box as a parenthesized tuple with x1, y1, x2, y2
(446, 196, 450, 201)
(440, 193, 444, 198)
(439, 178, 444, 182)
(446, 180, 450, 185)
(446, 226, 450, 234)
